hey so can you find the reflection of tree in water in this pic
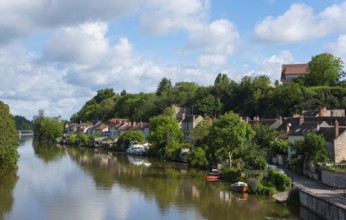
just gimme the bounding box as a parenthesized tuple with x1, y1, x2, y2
(0, 170, 18, 219)
(66, 147, 296, 220)
(32, 140, 65, 163)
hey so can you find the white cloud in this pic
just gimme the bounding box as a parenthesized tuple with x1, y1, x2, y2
(254, 2, 346, 43)
(326, 35, 346, 65)
(42, 22, 110, 64)
(0, 0, 140, 43)
(256, 50, 294, 80)
(184, 19, 239, 55)
(140, 0, 209, 35)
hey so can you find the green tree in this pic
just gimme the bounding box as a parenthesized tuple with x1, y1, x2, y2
(33, 117, 64, 143)
(270, 139, 289, 155)
(70, 88, 117, 123)
(304, 53, 344, 86)
(147, 109, 183, 159)
(156, 77, 172, 96)
(207, 112, 255, 168)
(291, 133, 329, 167)
(0, 101, 19, 171)
(187, 147, 209, 168)
(13, 115, 32, 130)
(116, 130, 145, 149)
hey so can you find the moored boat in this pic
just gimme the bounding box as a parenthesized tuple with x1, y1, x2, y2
(205, 172, 223, 181)
(231, 181, 248, 193)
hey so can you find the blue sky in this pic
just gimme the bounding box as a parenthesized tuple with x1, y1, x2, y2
(1, 0, 346, 120)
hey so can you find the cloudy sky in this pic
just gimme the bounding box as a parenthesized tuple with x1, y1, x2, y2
(1, 0, 346, 120)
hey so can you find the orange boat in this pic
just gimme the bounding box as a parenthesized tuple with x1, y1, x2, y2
(205, 172, 223, 181)
(231, 182, 248, 193)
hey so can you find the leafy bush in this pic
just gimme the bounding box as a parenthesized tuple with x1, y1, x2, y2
(267, 169, 292, 192)
(223, 168, 242, 182)
(256, 185, 277, 196)
(247, 178, 260, 193)
(187, 147, 208, 168)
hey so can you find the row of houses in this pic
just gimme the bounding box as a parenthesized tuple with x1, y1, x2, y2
(249, 107, 346, 163)
(65, 105, 204, 140)
(65, 119, 151, 138)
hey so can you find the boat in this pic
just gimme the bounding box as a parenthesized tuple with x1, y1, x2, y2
(231, 182, 248, 193)
(205, 172, 223, 181)
(126, 144, 146, 155)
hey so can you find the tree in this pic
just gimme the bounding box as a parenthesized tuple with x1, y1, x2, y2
(13, 115, 32, 130)
(70, 88, 117, 123)
(207, 112, 255, 168)
(0, 101, 19, 171)
(116, 130, 145, 149)
(156, 77, 172, 96)
(291, 133, 329, 167)
(304, 53, 344, 86)
(147, 109, 183, 159)
(33, 117, 64, 143)
(270, 139, 288, 155)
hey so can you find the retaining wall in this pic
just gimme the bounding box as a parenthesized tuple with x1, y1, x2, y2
(299, 190, 346, 220)
(322, 169, 346, 189)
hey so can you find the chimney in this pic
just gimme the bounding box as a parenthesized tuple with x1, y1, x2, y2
(319, 107, 326, 117)
(279, 116, 283, 124)
(316, 123, 320, 131)
(335, 120, 339, 138)
(299, 115, 304, 125)
(286, 123, 291, 133)
(133, 121, 136, 127)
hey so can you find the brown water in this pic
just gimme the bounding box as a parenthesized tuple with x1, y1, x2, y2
(0, 137, 320, 220)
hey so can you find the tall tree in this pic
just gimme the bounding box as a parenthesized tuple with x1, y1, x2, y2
(291, 133, 329, 169)
(147, 108, 183, 159)
(207, 112, 255, 168)
(156, 77, 172, 96)
(304, 53, 344, 86)
(33, 117, 64, 143)
(0, 101, 19, 171)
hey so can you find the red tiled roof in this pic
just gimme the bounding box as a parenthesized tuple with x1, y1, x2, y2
(282, 64, 308, 75)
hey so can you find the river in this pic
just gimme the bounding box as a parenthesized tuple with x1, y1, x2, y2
(0, 137, 321, 220)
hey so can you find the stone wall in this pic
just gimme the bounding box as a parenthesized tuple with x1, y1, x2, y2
(299, 190, 346, 220)
(322, 169, 346, 189)
(335, 131, 346, 163)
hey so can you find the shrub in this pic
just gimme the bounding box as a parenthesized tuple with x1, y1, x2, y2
(247, 178, 260, 193)
(267, 169, 292, 192)
(223, 168, 242, 182)
(256, 185, 277, 196)
(187, 147, 208, 168)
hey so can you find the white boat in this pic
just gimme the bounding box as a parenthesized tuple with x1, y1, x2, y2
(231, 182, 248, 193)
(126, 144, 146, 155)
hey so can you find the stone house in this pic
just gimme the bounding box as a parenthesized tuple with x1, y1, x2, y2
(280, 63, 308, 85)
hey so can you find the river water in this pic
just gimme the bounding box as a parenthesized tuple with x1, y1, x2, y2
(0, 137, 320, 220)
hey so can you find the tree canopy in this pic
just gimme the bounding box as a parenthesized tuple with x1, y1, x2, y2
(33, 117, 64, 143)
(291, 132, 329, 163)
(304, 53, 344, 86)
(147, 108, 183, 159)
(0, 101, 19, 171)
(207, 112, 255, 168)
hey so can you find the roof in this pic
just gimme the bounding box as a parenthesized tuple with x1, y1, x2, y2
(281, 64, 309, 83)
(281, 64, 309, 75)
(316, 127, 346, 142)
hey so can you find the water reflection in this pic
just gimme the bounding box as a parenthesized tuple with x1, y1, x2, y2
(3, 139, 323, 220)
(0, 170, 18, 220)
(33, 140, 65, 163)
